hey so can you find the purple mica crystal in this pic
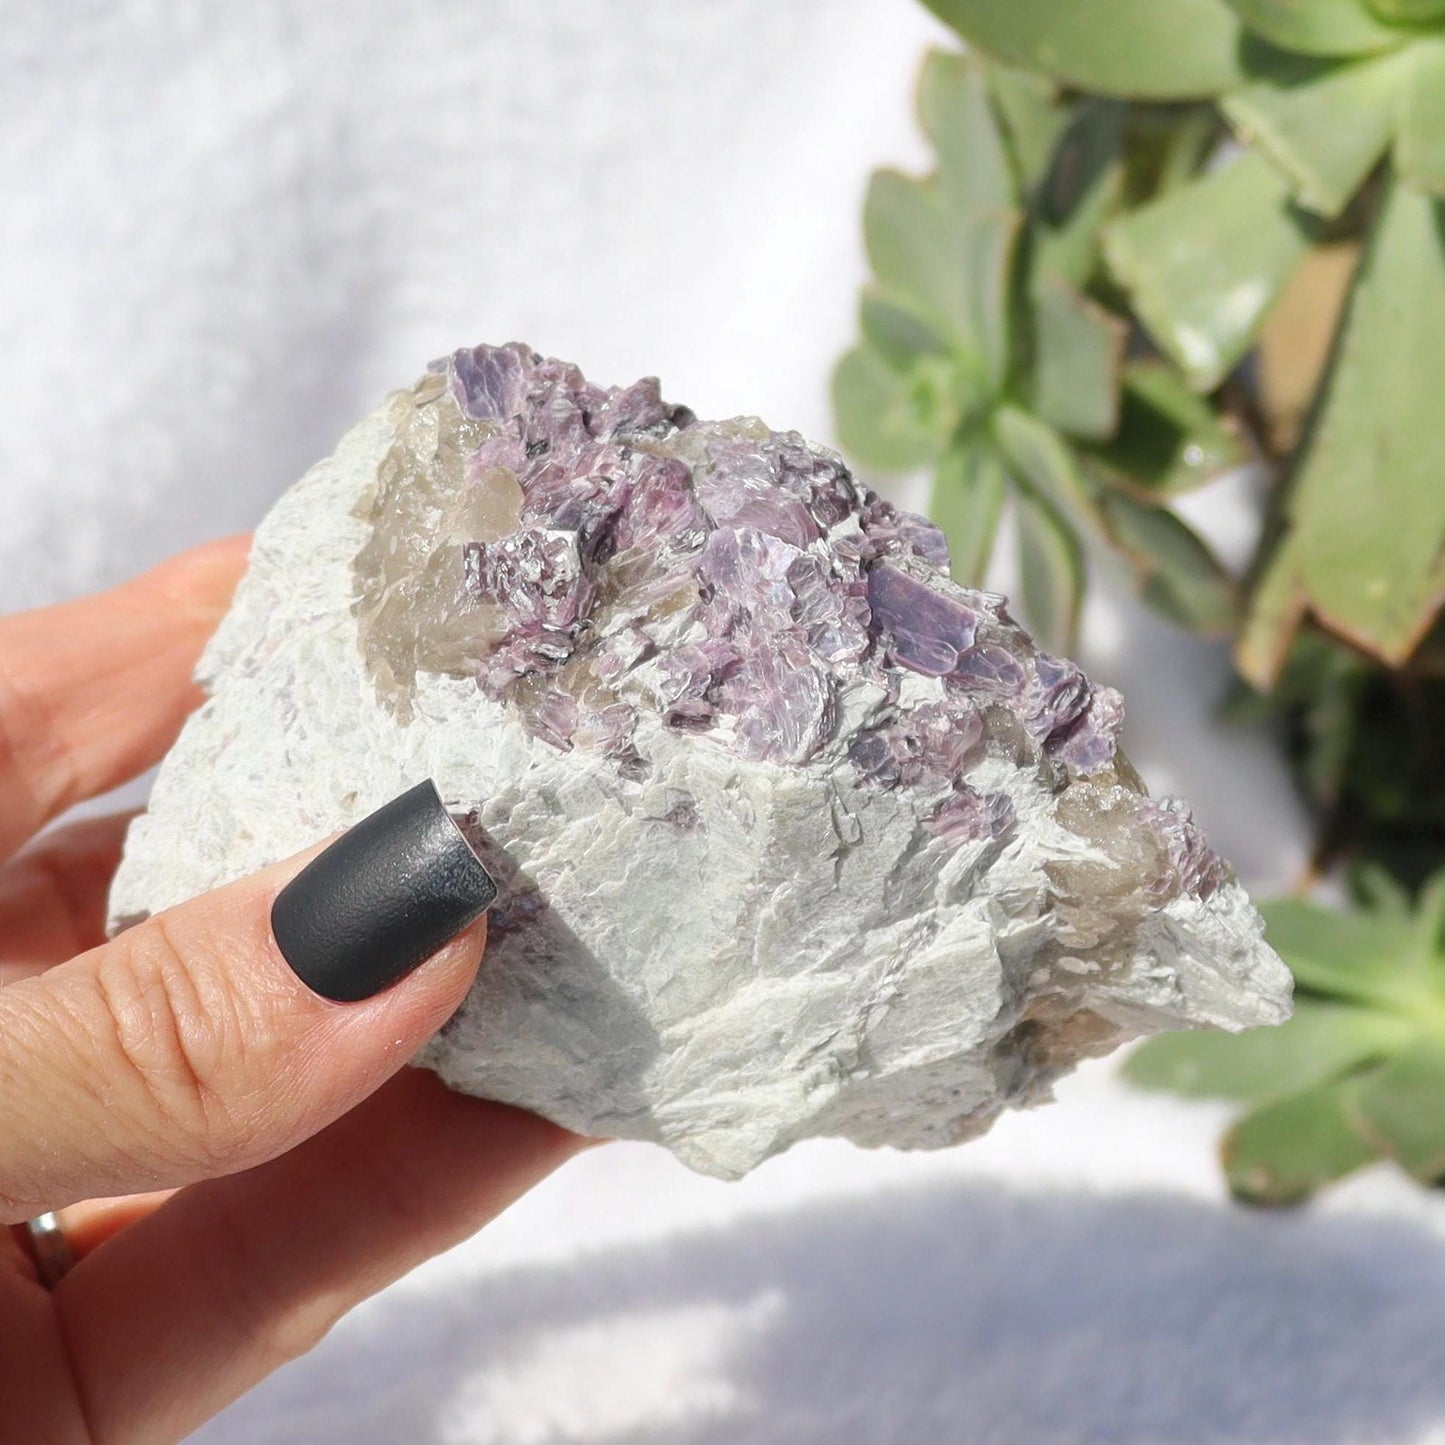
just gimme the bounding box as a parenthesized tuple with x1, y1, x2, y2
(952, 642, 1028, 695)
(720, 641, 834, 765)
(925, 787, 1015, 846)
(1023, 654, 1125, 772)
(658, 641, 741, 725)
(451, 344, 532, 421)
(440, 342, 1131, 850)
(1139, 797, 1231, 900)
(867, 564, 980, 677)
(528, 689, 580, 751)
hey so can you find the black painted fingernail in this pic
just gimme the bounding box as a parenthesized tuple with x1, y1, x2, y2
(271, 780, 498, 1003)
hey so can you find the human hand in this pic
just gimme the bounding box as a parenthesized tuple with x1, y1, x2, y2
(0, 539, 584, 1443)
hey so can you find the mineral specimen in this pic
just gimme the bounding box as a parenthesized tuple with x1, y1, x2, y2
(109, 343, 1291, 1179)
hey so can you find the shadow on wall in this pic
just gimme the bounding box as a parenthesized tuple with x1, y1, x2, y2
(200, 1172, 1445, 1445)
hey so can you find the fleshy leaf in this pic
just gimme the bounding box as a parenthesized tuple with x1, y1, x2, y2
(919, 0, 1248, 99)
(1350, 1040, 1445, 1181)
(859, 290, 949, 373)
(1223, 0, 1407, 56)
(1224, 1077, 1378, 1205)
(1016, 489, 1084, 651)
(968, 210, 1023, 392)
(986, 63, 1068, 185)
(1029, 279, 1127, 441)
(931, 444, 1009, 587)
(1032, 100, 1127, 289)
(1238, 177, 1445, 684)
(1259, 895, 1421, 1005)
(1368, 0, 1445, 21)
(1122, 106, 1224, 202)
(1082, 360, 1245, 497)
(863, 169, 969, 340)
(993, 405, 1102, 540)
(1104, 148, 1315, 390)
(1222, 49, 1406, 219)
(1100, 493, 1239, 633)
(918, 50, 1016, 223)
(1126, 1000, 1411, 1103)
(1351, 862, 1417, 921)
(1397, 40, 1445, 196)
(832, 345, 947, 473)
(1415, 870, 1445, 964)
(900, 52, 1023, 392)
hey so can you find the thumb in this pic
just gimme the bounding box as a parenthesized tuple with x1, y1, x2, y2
(0, 780, 497, 1221)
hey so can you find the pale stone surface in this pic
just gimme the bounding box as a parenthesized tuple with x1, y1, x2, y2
(110, 346, 1291, 1179)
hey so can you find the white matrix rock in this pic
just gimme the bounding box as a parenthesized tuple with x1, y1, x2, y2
(111, 344, 1291, 1179)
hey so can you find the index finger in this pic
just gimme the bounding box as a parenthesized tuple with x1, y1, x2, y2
(0, 537, 248, 863)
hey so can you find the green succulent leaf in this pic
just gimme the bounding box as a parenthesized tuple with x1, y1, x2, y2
(1033, 100, 1127, 289)
(1368, 0, 1445, 22)
(1352, 862, 1418, 921)
(1397, 39, 1445, 196)
(1239, 176, 1445, 684)
(1350, 1039, 1445, 1180)
(1015, 489, 1084, 651)
(985, 64, 1068, 186)
(1411, 878, 1445, 989)
(1259, 894, 1425, 1004)
(1224, 1077, 1378, 1205)
(863, 169, 970, 341)
(1224, 0, 1407, 56)
(969, 210, 1024, 391)
(993, 404, 1102, 540)
(1082, 360, 1245, 498)
(1100, 492, 1240, 633)
(919, 0, 1248, 99)
(1223, 49, 1407, 219)
(918, 50, 1016, 223)
(1104, 148, 1315, 390)
(859, 290, 949, 373)
(1126, 1000, 1411, 1103)
(931, 443, 1009, 586)
(832, 345, 947, 473)
(1029, 279, 1127, 440)
(1121, 106, 1223, 205)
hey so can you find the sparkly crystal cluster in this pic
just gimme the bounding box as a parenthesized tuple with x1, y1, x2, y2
(360, 343, 1146, 874)
(112, 343, 1290, 1179)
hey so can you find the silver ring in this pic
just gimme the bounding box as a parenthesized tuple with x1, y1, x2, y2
(23, 1212, 75, 1288)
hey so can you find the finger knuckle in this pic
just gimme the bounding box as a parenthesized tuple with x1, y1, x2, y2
(88, 915, 244, 1169)
(0, 653, 76, 823)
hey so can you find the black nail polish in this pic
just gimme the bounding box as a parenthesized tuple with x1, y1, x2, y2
(271, 780, 498, 1002)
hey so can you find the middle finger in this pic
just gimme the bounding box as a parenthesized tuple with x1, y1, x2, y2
(0, 812, 134, 983)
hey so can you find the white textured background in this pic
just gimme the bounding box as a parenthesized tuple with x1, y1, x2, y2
(6, 3, 1441, 1442)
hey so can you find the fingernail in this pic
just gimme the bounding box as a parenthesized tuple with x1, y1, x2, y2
(271, 780, 498, 1002)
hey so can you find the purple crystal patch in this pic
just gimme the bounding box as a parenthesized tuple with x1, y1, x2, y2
(425, 343, 1147, 867)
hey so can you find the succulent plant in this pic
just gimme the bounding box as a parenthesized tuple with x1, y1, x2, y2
(1128, 867, 1445, 1204)
(833, 50, 1243, 652)
(920, 0, 1445, 684)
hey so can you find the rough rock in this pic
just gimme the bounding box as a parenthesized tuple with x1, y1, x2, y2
(109, 344, 1291, 1179)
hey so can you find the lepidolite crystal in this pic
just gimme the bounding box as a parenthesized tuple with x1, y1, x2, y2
(110, 344, 1290, 1178)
